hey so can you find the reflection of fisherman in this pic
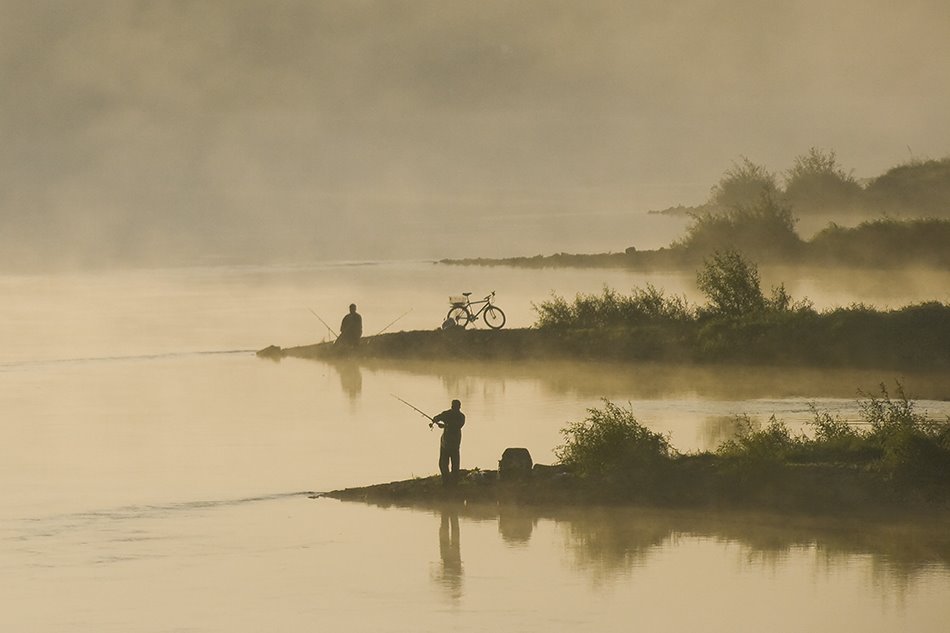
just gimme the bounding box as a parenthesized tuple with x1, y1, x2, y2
(335, 361, 362, 401)
(431, 400, 465, 486)
(438, 510, 463, 599)
(336, 303, 362, 347)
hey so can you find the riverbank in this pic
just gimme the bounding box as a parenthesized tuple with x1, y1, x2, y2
(324, 385, 950, 517)
(439, 216, 950, 271)
(258, 301, 949, 370)
(322, 459, 950, 516)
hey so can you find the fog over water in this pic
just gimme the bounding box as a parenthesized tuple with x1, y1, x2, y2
(2, 263, 950, 632)
(2, 1, 950, 268)
(3, 5, 950, 631)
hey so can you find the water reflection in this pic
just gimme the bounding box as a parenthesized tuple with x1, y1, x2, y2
(435, 508, 463, 601)
(498, 506, 537, 545)
(557, 507, 950, 589)
(407, 502, 950, 597)
(356, 357, 950, 402)
(332, 360, 363, 402)
(322, 355, 950, 453)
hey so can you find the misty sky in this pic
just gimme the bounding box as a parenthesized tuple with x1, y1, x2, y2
(2, 0, 949, 267)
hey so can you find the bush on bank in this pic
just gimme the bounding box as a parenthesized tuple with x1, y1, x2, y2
(555, 399, 672, 486)
(555, 389, 950, 508)
(531, 251, 950, 369)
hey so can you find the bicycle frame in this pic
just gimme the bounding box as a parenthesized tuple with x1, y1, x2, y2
(460, 293, 494, 320)
(446, 291, 506, 329)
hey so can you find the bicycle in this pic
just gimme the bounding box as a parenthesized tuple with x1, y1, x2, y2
(445, 291, 507, 329)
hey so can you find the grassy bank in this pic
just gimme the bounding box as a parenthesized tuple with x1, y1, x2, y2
(525, 251, 949, 369)
(260, 300, 949, 371)
(262, 252, 950, 371)
(326, 392, 950, 515)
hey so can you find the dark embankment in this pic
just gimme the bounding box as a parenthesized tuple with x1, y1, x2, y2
(260, 329, 549, 362)
(323, 461, 949, 516)
(518, 252, 950, 370)
(325, 395, 950, 517)
(260, 298, 950, 371)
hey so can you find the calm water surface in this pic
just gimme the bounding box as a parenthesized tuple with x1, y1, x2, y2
(2, 263, 949, 631)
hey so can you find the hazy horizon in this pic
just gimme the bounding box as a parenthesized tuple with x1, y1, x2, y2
(2, 0, 949, 269)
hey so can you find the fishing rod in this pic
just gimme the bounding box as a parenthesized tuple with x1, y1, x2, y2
(375, 309, 412, 336)
(307, 308, 338, 339)
(391, 393, 435, 429)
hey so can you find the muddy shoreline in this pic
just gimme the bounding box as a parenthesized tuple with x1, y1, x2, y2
(321, 462, 950, 517)
(257, 320, 950, 371)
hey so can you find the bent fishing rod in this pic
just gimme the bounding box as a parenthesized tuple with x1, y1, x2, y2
(307, 308, 338, 339)
(375, 308, 412, 336)
(391, 393, 435, 429)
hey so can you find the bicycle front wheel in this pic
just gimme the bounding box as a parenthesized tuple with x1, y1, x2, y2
(484, 305, 506, 329)
(446, 306, 470, 328)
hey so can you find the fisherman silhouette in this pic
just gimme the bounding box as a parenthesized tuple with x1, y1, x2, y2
(336, 303, 362, 347)
(431, 399, 465, 486)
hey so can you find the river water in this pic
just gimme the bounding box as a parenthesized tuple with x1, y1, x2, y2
(2, 261, 949, 632)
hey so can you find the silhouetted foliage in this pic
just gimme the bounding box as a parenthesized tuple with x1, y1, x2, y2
(860, 383, 950, 482)
(716, 383, 950, 484)
(695, 250, 808, 318)
(696, 250, 766, 317)
(717, 416, 797, 467)
(708, 157, 779, 211)
(555, 399, 673, 483)
(783, 147, 863, 214)
(865, 157, 950, 217)
(677, 195, 802, 260)
(532, 285, 693, 330)
(544, 390, 950, 510)
(809, 218, 950, 268)
(528, 254, 948, 369)
(640, 151, 950, 223)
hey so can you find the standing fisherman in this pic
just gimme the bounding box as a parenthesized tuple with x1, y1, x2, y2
(432, 399, 465, 487)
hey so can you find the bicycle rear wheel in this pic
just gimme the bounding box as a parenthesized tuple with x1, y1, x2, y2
(484, 305, 506, 329)
(446, 306, 470, 328)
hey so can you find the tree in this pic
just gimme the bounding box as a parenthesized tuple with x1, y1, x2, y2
(783, 147, 862, 213)
(864, 157, 950, 217)
(556, 399, 672, 481)
(708, 157, 779, 211)
(678, 195, 801, 260)
(696, 249, 766, 317)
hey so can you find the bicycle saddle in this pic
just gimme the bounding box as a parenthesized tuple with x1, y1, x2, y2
(462, 292, 472, 296)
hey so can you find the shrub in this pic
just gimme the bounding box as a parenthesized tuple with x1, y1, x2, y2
(808, 218, 950, 267)
(857, 383, 950, 481)
(778, 384, 950, 479)
(860, 382, 927, 433)
(717, 415, 800, 463)
(677, 195, 802, 260)
(532, 293, 574, 329)
(696, 250, 767, 318)
(532, 285, 694, 330)
(864, 157, 950, 217)
(783, 147, 863, 213)
(556, 400, 673, 481)
(801, 406, 875, 463)
(708, 157, 779, 211)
